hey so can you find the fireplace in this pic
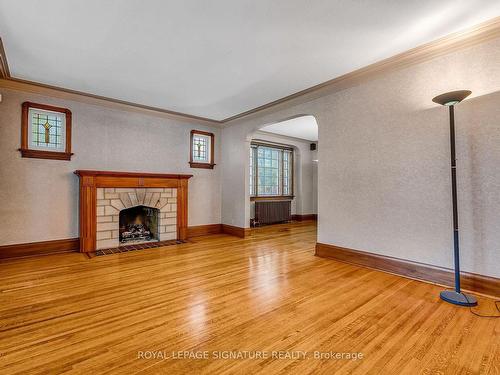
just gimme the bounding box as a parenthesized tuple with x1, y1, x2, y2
(119, 205, 159, 244)
(75, 170, 192, 253)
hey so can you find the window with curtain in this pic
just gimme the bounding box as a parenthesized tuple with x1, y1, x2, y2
(250, 142, 293, 198)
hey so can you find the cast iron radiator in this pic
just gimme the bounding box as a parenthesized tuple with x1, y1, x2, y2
(254, 200, 292, 226)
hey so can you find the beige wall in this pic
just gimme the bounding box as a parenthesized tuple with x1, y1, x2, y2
(220, 37, 500, 278)
(0, 89, 222, 246)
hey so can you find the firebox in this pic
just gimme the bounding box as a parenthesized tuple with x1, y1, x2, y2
(119, 205, 159, 244)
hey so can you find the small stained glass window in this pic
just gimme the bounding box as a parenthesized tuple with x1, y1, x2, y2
(20, 102, 73, 160)
(28, 108, 66, 151)
(189, 130, 215, 169)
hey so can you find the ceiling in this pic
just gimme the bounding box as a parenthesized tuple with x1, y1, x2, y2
(259, 116, 318, 141)
(1, 1, 500, 121)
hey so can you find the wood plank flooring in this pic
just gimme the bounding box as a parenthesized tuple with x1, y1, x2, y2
(0, 222, 498, 374)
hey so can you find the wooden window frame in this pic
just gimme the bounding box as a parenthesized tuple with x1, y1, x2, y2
(250, 141, 294, 201)
(19, 102, 73, 161)
(189, 130, 215, 169)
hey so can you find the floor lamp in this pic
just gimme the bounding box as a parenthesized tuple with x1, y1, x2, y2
(432, 90, 477, 307)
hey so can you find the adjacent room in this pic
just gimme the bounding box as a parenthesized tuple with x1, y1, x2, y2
(0, 1, 499, 374)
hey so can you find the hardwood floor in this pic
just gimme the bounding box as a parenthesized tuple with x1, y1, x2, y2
(0, 222, 498, 374)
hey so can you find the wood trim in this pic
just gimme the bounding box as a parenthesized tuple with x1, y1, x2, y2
(189, 130, 215, 169)
(222, 16, 500, 123)
(251, 196, 294, 201)
(0, 238, 79, 260)
(20, 101, 73, 160)
(1, 77, 222, 125)
(292, 214, 317, 221)
(187, 224, 223, 237)
(0, 37, 10, 79)
(221, 224, 251, 238)
(315, 242, 500, 299)
(74, 170, 193, 179)
(75, 170, 192, 252)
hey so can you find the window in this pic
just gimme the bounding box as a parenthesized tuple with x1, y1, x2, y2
(250, 142, 293, 199)
(189, 130, 215, 169)
(19, 102, 73, 160)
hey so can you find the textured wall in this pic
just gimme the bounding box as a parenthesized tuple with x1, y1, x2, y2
(220, 37, 500, 278)
(0, 89, 222, 245)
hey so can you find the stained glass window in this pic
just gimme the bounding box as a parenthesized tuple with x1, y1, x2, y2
(250, 143, 293, 197)
(28, 108, 66, 151)
(192, 134, 209, 162)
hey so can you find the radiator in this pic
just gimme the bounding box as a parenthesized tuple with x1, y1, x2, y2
(254, 200, 292, 226)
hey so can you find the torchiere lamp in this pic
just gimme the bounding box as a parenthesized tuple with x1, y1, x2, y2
(432, 90, 477, 307)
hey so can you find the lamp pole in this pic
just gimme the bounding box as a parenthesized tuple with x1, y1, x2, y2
(432, 90, 477, 307)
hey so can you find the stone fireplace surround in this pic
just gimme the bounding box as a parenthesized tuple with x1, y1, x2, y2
(75, 170, 192, 253)
(96, 187, 177, 250)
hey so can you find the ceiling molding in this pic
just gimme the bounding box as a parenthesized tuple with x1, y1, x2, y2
(0, 77, 222, 125)
(255, 130, 315, 144)
(221, 15, 500, 124)
(0, 37, 10, 79)
(1, 16, 500, 126)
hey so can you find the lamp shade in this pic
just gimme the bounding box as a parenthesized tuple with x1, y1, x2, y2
(432, 90, 471, 106)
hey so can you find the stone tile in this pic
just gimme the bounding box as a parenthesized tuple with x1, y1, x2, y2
(146, 188, 164, 192)
(115, 188, 135, 193)
(96, 188, 104, 200)
(167, 198, 177, 204)
(144, 192, 153, 207)
(136, 189, 146, 205)
(111, 230, 119, 239)
(161, 217, 177, 226)
(163, 212, 177, 218)
(97, 206, 105, 216)
(120, 193, 132, 208)
(111, 199, 125, 211)
(129, 192, 139, 207)
(104, 188, 115, 193)
(160, 231, 176, 241)
(97, 231, 112, 240)
(97, 215, 113, 223)
(165, 225, 177, 233)
(150, 192, 161, 207)
(98, 222, 119, 231)
(156, 198, 169, 209)
(104, 192, 120, 199)
(105, 205, 119, 216)
(160, 191, 172, 198)
(113, 215, 119, 222)
(159, 225, 166, 233)
(172, 189, 177, 197)
(97, 199, 111, 206)
(97, 238, 119, 250)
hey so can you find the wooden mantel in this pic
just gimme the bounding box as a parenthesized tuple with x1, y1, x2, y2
(75, 170, 193, 253)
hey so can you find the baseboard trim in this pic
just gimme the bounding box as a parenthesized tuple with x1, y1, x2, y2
(187, 224, 223, 237)
(315, 242, 500, 298)
(292, 214, 317, 221)
(222, 224, 251, 238)
(0, 238, 80, 260)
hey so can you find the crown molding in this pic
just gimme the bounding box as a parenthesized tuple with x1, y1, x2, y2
(221, 15, 500, 124)
(0, 77, 222, 125)
(0, 37, 10, 79)
(1, 16, 500, 126)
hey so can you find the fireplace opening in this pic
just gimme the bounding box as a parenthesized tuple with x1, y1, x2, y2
(119, 205, 159, 244)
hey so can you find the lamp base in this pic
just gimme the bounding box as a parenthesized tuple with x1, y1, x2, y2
(440, 290, 477, 307)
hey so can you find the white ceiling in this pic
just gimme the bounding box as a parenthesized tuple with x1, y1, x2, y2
(1, 1, 500, 121)
(260, 116, 318, 141)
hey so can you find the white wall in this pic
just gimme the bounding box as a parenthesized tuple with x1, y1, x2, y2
(0, 89, 222, 246)
(220, 37, 500, 278)
(249, 131, 317, 221)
